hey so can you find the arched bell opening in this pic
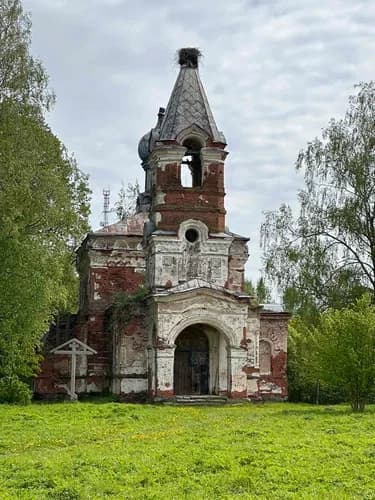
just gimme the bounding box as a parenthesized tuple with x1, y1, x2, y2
(173, 323, 229, 396)
(181, 137, 202, 188)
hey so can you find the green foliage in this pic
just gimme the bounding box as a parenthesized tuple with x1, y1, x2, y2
(312, 295, 375, 411)
(244, 277, 272, 302)
(256, 276, 271, 303)
(0, 0, 90, 399)
(114, 180, 140, 221)
(287, 316, 346, 404)
(288, 296, 375, 411)
(0, 402, 374, 498)
(261, 82, 375, 312)
(0, 376, 31, 404)
(243, 279, 255, 295)
(262, 83, 375, 407)
(0, 0, 54, 110)
(110, 287, 149, 328)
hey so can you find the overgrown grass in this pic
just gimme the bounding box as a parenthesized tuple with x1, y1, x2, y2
(0, 402, 374, 499)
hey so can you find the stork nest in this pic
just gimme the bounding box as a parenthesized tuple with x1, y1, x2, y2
(177, 48, 202, 68)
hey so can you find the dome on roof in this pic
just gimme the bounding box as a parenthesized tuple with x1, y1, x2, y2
(138, 129, 152, 162)
(138, 107, 165, 163)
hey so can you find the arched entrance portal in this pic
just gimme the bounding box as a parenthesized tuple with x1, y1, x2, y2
(174, 325, 209, 395)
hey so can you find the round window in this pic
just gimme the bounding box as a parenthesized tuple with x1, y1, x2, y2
(185, 228, 199, 243)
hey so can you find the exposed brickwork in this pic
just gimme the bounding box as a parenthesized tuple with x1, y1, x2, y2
(152, 158, 226, 233)
(155, 209, 226, 233)
(34, 355, 70, 397)
(155, 389, 174, 398)
(258, 312, 290, 400)
(35, 51, 290, 403)
(89, 266, 145, 309)
(227, 239, 249, 292)
(230, 390, 248, 399)
(35, 228, 146, 399)
(36, 230, 290, 402)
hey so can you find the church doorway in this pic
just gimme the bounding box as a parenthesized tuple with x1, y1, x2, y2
(174, 325, 209, 395)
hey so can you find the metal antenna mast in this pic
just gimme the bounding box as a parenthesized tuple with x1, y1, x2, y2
(101, 188, 111, 227)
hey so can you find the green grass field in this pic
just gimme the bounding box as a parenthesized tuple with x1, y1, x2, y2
(0, 402, 374, 499)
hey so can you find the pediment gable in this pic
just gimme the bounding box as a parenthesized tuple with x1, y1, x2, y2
(152, 278, 250, 304)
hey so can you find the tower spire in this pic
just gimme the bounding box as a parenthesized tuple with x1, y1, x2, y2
(158, 48, 226, 144)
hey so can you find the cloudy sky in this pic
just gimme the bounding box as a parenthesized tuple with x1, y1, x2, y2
(23, 0, 374, 281)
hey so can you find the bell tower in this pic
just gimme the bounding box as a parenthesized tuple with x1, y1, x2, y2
(138, 48, 227, 234)
(138, 48, 248, 292)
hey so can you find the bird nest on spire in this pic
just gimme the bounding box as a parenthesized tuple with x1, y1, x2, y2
(177, 48, 202, 68)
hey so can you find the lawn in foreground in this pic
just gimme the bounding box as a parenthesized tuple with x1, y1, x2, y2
(0, 402, 374, 499)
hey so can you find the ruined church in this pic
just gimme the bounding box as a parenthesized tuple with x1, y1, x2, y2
(35, 48, 289, 402)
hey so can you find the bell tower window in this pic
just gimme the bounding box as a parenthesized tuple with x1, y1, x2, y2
(181, 138, 202, 188)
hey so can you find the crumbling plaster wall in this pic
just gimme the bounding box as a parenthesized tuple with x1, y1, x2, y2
(36, 232, 147, 398)
(78, 234, 146, 394)
(227, 239, 249, 292)
(256, 312, 289, 399)
(146, 220, 245, 291)
(112, 305, 148, 401)
(149, 290, 255, 398)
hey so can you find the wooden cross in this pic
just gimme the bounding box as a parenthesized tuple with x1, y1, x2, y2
(50, 338, 97, 401)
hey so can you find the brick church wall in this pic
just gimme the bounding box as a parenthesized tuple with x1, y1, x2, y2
(258, 311, 289, 399)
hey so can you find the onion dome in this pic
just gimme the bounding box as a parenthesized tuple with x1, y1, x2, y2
(138, 107, 165, 163)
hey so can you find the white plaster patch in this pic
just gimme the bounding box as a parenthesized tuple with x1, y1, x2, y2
(247, 378, 258, 395)
(120, 378, 148, 394)
(155, 212, 162, 225)
(259, 381, 282, 394)
(155, 191, 166, 205)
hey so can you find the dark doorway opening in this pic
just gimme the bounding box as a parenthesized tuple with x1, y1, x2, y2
(174, 326, 209, 395)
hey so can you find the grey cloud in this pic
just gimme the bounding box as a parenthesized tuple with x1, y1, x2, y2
(23, 0, 375, 280)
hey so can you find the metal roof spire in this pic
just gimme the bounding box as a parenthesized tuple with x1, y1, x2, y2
(159, 48, 226, 144)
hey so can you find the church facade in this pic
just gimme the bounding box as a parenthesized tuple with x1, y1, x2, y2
(35, 49, 289, 402)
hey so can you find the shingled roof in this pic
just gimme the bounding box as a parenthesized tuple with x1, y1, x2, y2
(159, 48, 226, 144)
(93, 212, 147, 236)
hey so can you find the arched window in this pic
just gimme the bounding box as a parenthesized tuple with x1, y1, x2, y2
(259, 340, 272, 375)
(181, 138, 202, 187)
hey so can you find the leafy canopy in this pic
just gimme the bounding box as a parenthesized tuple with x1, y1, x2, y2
(0, 0, 90, 402)
(243, 277, 272, 303)
(293, 295, 375, 412)
(261, 82, 375, 312)
(114, 180, 140, 221)
(0, 0, 53, 110)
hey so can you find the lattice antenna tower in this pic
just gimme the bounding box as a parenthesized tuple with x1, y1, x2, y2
(101, 187, 111, 227)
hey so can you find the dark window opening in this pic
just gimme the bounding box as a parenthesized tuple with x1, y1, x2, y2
(185, 228, 199, 243)
(181, 138, 202, 187)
